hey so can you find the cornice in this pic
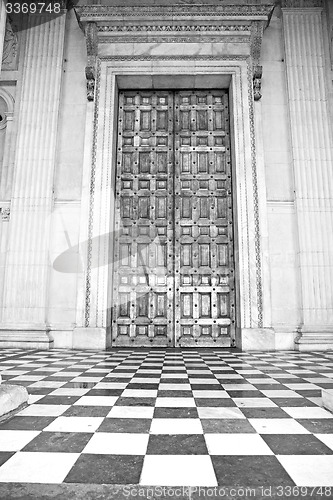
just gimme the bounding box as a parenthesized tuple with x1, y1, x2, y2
(281, 0, 323, 6)
(75, 4, 275, 22)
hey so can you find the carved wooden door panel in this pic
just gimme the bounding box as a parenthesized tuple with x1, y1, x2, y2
(174, 91, 234, 347)
(112, 90, 235, 347)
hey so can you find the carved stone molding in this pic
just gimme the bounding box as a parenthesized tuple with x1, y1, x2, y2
(2, 19, 18, 71)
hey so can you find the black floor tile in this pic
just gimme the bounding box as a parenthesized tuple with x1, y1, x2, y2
(262, 434, 333, 455)
(240, 408, 291, 419)
(0, 452, 14, 467)
(22, 431, 93, 453)
(0, 416, 56, 430)
(85, 389, 124, 397)
(62, 406, 111, 418)
(153, 408, 198, 418)
(195, 398, 236, 407)
(211, 456, 295, 487)
(115, 397, 156, 407)
(226, 390, 264, 398)
(64, 454, 144, 484)
(147, 434, 208, 454)
(36, 396, 81, 405)
(97, 418, 151, 433)
(201, 419, 256, 433)
(296, 418, 333, 433)
(271, 398, 316, 407)
(157, 391, 193, 398)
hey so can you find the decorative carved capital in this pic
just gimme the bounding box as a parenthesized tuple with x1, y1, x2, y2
(253, 65, 263, 101)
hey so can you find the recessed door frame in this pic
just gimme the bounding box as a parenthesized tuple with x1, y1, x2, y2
(75, 57, 271, 350)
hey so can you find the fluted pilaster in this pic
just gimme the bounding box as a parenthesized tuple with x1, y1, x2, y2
(283, 8, 333, 347)
(0, 14, 65, 331)
(0, 0, 6, 70)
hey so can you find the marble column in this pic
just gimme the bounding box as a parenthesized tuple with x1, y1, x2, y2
(0, 13, 66, 348)
(283, 7, 333, 350)
(0, 0, 6, 70)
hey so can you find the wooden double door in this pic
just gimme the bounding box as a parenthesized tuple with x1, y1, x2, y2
(112, 90, 235, 347)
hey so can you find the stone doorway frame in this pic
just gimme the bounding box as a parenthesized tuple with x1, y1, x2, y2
(74, 57, 272, 350)
(72, 2, 275, 350)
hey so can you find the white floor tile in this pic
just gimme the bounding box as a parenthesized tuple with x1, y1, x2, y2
(198, 407, 246, 419)
(83, 432, 149, 455)
(282, 407, 333, 419)
(49, 388, 90, 396)
(71, 377, 103, 383)
(284, 383, 320, 390)
(44, 416, 104, 433)
(29, 381, 66, 388)
(150, 418, 203, 434)
(192, 391, 229, 399)
(95, 382, 128, 389)
(107, 406, 154, 419)
(17, 404, 69, 417)
(0, 430, 40, 451)
(315, 434, 333, 451)
(159, 384, 191, 390)
(11, 375, 46, 381)
(28, 395, 45, 404)
(189, 379, 219, 385)
(277, 456, 333, 486)
(260, 390, 302, 398)
(222, 384, 257, 390)
(205, 434, 273, 455)
(140, 455, 217, 486)
(233, 398, 277, 408)
(121, 389, 158, 398)
(73, 396, 118, 406)
(155, 397, 196, 407)
(131, 378, 160, 384)
(249, 418, 310, 434)
(0, 452, 79, 483)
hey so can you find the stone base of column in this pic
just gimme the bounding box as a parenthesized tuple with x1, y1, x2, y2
(0, 328, 54, 349)
(0, 385, 29, 421)
(73, 328, 111, 350)
(295, 328, 333, 351)
(240, 328, 296, 351)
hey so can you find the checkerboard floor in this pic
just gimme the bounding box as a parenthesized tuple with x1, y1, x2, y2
(0, 348, 333, 489)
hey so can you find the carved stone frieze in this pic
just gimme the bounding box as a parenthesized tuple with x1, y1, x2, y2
(99, 35, 251, 44)
(2, 20, 18, 71)
(0, 207, 10, 222)
(97, 24, 251, 33)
